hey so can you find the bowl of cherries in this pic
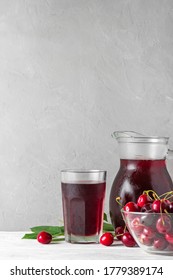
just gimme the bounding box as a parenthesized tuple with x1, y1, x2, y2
(121, 190, 173, 255)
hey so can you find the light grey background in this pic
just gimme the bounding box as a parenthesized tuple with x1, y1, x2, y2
(1, 0, 173, 230)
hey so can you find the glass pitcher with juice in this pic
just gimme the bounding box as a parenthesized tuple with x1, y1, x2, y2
(109, 131, 173, 229)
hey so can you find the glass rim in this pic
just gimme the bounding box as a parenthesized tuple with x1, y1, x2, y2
(61, 169, 107, 174)
(121, 209, 172, 215)
(116, 137, 169, 144)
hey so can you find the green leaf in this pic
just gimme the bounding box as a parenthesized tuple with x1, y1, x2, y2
(22, 226, 65, 240)
(22, 233, 38, 239)
(103, 213, 108, 222)
(22, 232, 64, 240)
(52, 237, 65, 242)
(103, 213, 114, 231)
(103, 222, 114, 232)
(30, 226, 64, 235)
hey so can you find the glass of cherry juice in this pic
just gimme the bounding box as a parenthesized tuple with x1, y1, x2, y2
(61, 170, 106, 243)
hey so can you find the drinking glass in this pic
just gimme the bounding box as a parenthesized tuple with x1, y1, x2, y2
(61, 170, 106, 243)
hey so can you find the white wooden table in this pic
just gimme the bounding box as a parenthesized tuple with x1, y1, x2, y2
(0, 232, 173, 260)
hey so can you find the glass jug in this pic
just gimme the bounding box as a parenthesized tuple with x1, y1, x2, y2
(109, 131, 173, 230)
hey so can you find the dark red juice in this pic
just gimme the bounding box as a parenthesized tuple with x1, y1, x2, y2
(109, 159, 173, 229)
(62, 181, 106, 236)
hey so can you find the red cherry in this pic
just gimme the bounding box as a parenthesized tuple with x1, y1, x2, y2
(137, 194, 152, 208)
(167, 243, 173, 251)
(164, 199, 171, 204)
(37, 231, 52, 244)
(115, 226, 125, 240)
(123, 202, 139, 212)
(100, 232, 114, 246)
(168, 202, 173, 213)
(121, 232, 136, 247)
(165, 232, 173, 244)
(140, 233, 153, 246)
(143, 226, 155, 239)
(131, 217, 144, 235)
(152, 199, 169, 213)
(153, 237, 168, 250)
(156, 216, 172, 234)
(140, 213, 157, 228)
(140, 203, 153, 213)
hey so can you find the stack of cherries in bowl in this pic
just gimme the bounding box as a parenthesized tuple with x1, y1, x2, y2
(122, 191, 173, 255)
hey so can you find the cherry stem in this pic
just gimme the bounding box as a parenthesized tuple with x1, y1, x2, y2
(160, 200, 163, 213)
(164, 209, 171, 217)
(161, 213, 165, 225)
(160, 191, 173, 199)
(165, 194, 173, 201)
(116, 196, 122, 206)
(115, 233, 123, 238)
(115, 226, 127, 239)
(143, 190, 160, 200)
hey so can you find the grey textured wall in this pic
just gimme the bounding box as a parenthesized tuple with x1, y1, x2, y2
(1, 0, 173, 230)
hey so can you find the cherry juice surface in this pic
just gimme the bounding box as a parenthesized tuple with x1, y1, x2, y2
(62, 181, 106, 236)
(109, 159, 173, 229)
